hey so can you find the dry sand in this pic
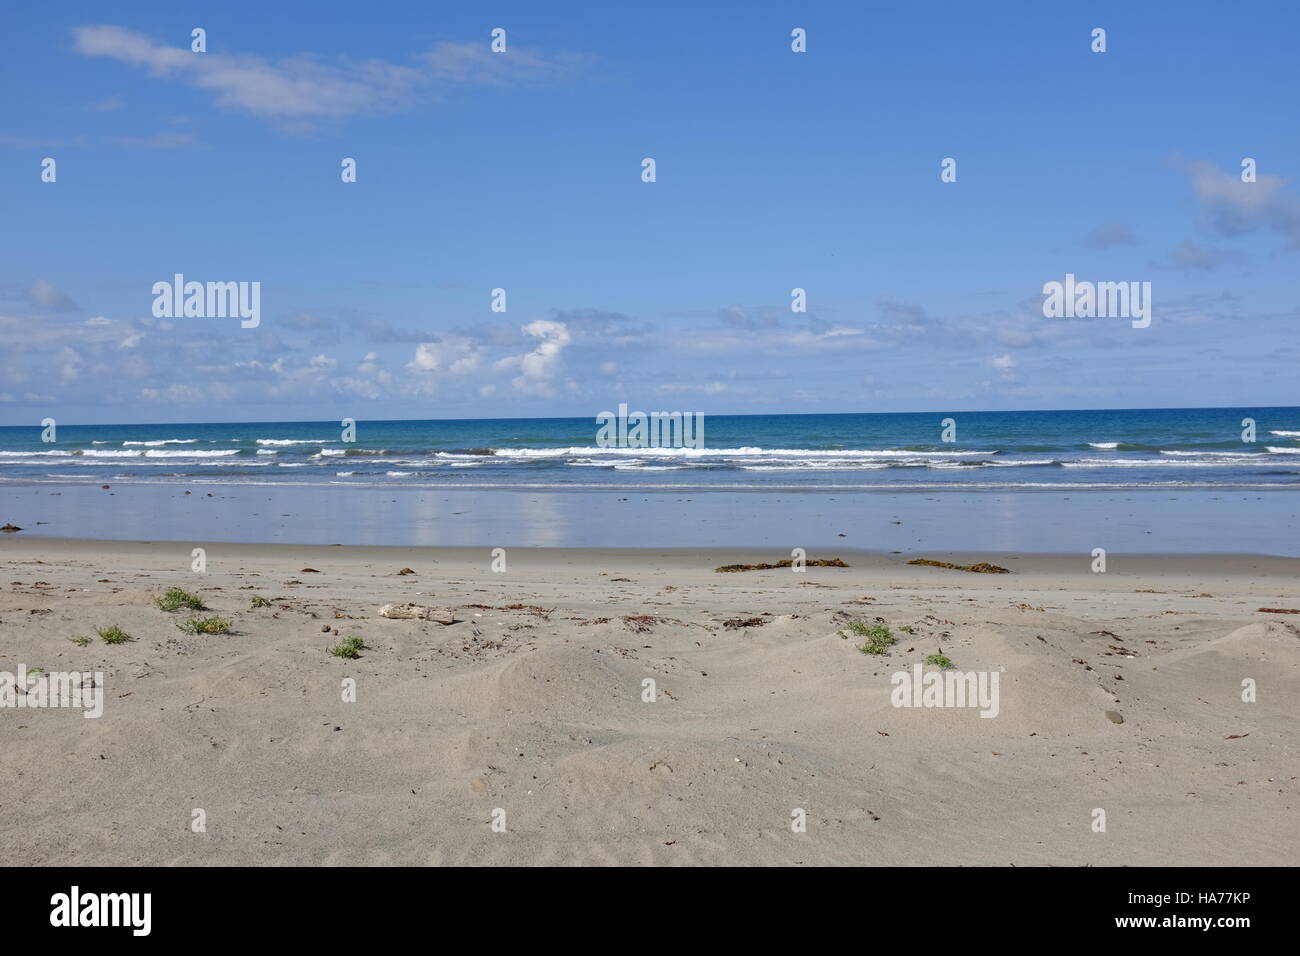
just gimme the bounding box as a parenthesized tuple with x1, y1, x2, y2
(1, 537, 1296, 866)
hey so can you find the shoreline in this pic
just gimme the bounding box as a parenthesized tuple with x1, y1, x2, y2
(8, 476, 1300, 492)
(6, 536, 1300, 567)
(5, 482, 1299, 554)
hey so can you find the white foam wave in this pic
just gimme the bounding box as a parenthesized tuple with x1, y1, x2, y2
(1160, 450, 1261, 457)
(256, 438, 335, 446)
(1064, 457, 1262, 468)
(144, 448, 240, 458)
(491, 445, 998, 459)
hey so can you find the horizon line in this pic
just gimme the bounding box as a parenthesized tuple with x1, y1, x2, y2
(1, 403, 1296, 431)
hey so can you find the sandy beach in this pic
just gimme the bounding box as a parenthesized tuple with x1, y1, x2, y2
(1, 537, 1296, 866)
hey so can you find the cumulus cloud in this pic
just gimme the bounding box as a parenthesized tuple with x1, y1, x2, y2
(494, 319, 570, 395)
(407, 336, 483, 377)
(2, 282, 596, 411)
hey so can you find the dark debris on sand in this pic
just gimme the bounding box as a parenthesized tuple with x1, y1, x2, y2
(907, 558, 1010, 574)
(715, 558, 848, 573)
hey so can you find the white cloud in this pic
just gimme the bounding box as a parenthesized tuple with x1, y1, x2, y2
(1185, 159, 1300, 244)
(422, 41, 589, 86)
(407, 337, 482, 376)
(72, 25, 588, 125)
(989, 354, 1017, 382)
(494, 319, 570, 396)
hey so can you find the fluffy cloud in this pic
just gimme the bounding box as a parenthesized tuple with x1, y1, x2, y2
(494, 320, 571, 396)
(407, 336, 483, 376)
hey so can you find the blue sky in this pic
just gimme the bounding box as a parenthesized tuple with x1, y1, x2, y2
(2, 0, 1298, 425)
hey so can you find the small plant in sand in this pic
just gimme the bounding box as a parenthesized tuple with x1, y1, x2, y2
(68, 635, 92, 647)
(329, 636, 366, 659)
(249, 595, 271, 609)
(177, 615, 232, 635)
(155, 587, 206, 612)
(839, 620, 868, 639)
(840, 620, 895, 655)
(899, 625, 915, 634)
(97, 625, 133, 645)
(926, 653, 955, 669)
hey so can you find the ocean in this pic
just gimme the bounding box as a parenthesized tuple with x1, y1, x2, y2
(2, 407, 1298, 493)
(2, 408, 1297, 552)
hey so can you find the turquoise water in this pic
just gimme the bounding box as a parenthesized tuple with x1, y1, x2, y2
(1, 407, 1298, 492)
